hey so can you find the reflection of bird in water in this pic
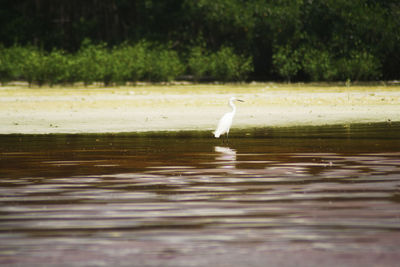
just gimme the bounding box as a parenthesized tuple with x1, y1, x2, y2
(215, 146, 237, 169)
(214, 97, 244, 141)
(215, 146, 236, 155)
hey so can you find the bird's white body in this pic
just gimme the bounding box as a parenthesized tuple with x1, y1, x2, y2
(214, 112, 235, 138)
(214, 97, 243, 138)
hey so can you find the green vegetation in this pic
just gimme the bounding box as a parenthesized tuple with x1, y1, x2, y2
(188, 46, 253, 82)
(0, 42, 251, 86)
(0, 0, 399, 84)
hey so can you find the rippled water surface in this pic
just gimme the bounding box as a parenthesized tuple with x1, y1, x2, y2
(1, 123, 400, 266)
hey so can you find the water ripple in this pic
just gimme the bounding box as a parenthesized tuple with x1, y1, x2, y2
(1, 126, 400, 263)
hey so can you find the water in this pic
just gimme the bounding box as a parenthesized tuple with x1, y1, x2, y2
(1, 123, 400, 266)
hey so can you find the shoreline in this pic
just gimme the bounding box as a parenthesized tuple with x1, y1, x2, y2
(1, 83, 399, 134)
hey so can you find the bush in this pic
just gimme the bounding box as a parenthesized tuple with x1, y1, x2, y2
(209, 46, 253, 82)
(14, 47, 84, 86)
(63, 54, 83, 85)
(1, 42, 185, 85)
(111, 42, 147, 84)
(76, 40, 184, 85)
(144, 44, 185, 82)
(272, 45, 301, 82)
(274, 45, 382, 82)
(301, 47, 337, 81)
(3, 46, 77, 86)
(0, 46, 15, 85)
(336, 50, 381, 81)
(17, 46, 48, 86)
(44, 49, 71, 86)
(187, 46, 211, 81)
(76, 40, 111, 85)
(187, 46, 253, 82)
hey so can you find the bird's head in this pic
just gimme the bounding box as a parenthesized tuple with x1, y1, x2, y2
(230, 96, 244, 102)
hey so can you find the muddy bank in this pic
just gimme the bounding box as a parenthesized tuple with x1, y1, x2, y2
(1, 83, 399, 134)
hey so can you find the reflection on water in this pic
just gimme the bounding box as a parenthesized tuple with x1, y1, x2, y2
(215, 146, 237, 169)
(1, 123, 400, 265)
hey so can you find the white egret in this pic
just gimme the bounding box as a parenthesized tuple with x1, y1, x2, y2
(213, 96, 244, 140)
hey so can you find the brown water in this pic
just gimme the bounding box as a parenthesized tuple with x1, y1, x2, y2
(1, 123, 400, 266)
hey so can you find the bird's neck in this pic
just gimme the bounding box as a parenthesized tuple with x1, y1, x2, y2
(229, 100, 236, 113)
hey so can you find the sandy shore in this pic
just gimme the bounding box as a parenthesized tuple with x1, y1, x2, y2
(1, 83, 399, 134)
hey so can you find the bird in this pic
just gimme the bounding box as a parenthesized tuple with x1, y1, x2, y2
(213, 96, 244, 140)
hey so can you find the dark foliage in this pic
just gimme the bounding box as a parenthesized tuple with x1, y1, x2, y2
(0, 0, 399, 82)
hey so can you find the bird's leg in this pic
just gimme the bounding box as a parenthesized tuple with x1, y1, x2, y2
(221, 133, 227, 144)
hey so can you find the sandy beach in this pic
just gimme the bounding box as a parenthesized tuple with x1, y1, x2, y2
(1, 83, 399, 134)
